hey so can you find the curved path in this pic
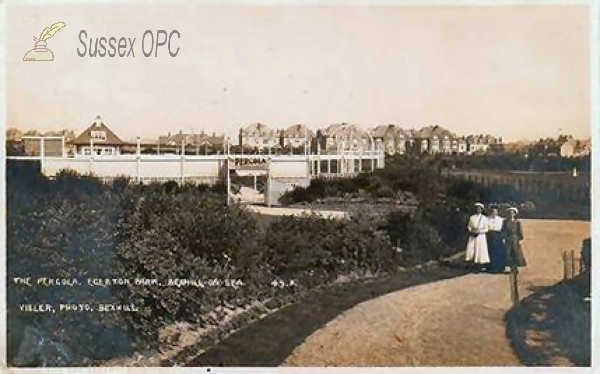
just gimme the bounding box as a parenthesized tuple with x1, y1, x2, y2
(283, 219, 590, 366)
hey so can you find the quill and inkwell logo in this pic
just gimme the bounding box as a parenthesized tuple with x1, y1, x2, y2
(23, 22, 66, 61)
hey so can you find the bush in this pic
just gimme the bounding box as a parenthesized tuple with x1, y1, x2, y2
(417, 198, 470, 252)
(280, 156, 447, 205)
(6, 160, 48, 196)
(114, 192, 261, 344)
(386, 210, 447, 266)
(7, 187, 134, 365)
(262, 214, 395, 284)
(52, 170, 105, 197)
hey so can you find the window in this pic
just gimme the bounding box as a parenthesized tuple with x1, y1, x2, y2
(104, 148, 114, 155)
(91, 130, 107, 141)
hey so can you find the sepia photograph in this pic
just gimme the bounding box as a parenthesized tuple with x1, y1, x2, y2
(2, 0, 595, 369)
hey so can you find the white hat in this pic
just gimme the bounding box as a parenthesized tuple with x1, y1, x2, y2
(508, 207, 519, 214)
(474, 202, 484, 208)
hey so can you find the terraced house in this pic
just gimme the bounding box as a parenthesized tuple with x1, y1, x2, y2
(412, 125, 456, 154)
(281, 124, 314, 149)
(317, 123, 372, 152)
(239, 123, 281, 149)
(367, 124, 502, 156)
(466, 134, 503, 154)
(370, 124, 417, 155)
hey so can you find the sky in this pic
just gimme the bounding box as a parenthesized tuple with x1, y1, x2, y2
(7, 3, 591, 142)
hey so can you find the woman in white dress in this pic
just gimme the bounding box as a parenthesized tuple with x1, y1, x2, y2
(465, 202, 490, 271)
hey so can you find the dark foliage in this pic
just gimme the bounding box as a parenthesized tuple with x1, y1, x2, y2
(262, 214, 396, 285)
(7, 163, 406, 365)
(281, 156, 535, 268)
(114, 191, 261, 345)
(7, 166, 134, 364)
(280, 156, 446, 204)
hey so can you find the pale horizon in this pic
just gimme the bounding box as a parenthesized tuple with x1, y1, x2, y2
(7, 4, 591, 142)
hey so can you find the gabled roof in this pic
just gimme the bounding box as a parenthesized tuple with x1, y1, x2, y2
(241, 123, 277, 136)
(71, 116, 125, 146)
(321, 123, 345, 136)
(323, 123, 367, 138)
(283, 124, 314, 138)
(371, 124, 397, 138)
(416, 125, 454, 139)
(195, 133, 225, 146)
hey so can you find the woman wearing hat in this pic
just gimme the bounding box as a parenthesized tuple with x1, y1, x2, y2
(486, 206, 506, 273)
(502, 207, 526, 270)
(465, 202, 490, 271)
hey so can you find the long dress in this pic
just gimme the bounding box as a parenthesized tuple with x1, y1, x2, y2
(465, 213, 490, 264)
(486, 216, 505, 272)
(501, 218, 526, 267)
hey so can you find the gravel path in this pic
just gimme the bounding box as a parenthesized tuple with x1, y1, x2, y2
(283, 219, 590, 366)
(187, 266, 466, 366)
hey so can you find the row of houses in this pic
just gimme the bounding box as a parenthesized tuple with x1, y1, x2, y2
(240, 122, 503, 155)
(7, 115, 525, 157)
(8, 116, 229, 157)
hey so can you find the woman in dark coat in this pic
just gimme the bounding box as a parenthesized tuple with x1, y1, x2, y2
(486, 206, 506, 273)
(501, 207, 527, 269)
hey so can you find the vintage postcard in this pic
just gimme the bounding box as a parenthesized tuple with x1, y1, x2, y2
(1, 0, 596, 370)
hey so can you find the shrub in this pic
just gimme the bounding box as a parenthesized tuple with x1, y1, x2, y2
(385, 210, 447, 266)
(52, 170, 105, 197)
(445, 178, 484, 205)
(114, 192, 261, 344)
(6, 160, 48, 196)
(262, 213, 396, 285)
(416, 198, 471, 252)
(7, 188, 134, 365)
(110, 176, 131, 195)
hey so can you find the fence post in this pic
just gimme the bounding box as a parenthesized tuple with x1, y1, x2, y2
(40, 136, 46, 174)
(509, 266, 519, 305)
(562, 251, 568, 280)
(180, 141, 185, 185)
(226, 158, 231, 206)
(571, 250, 576, 278)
